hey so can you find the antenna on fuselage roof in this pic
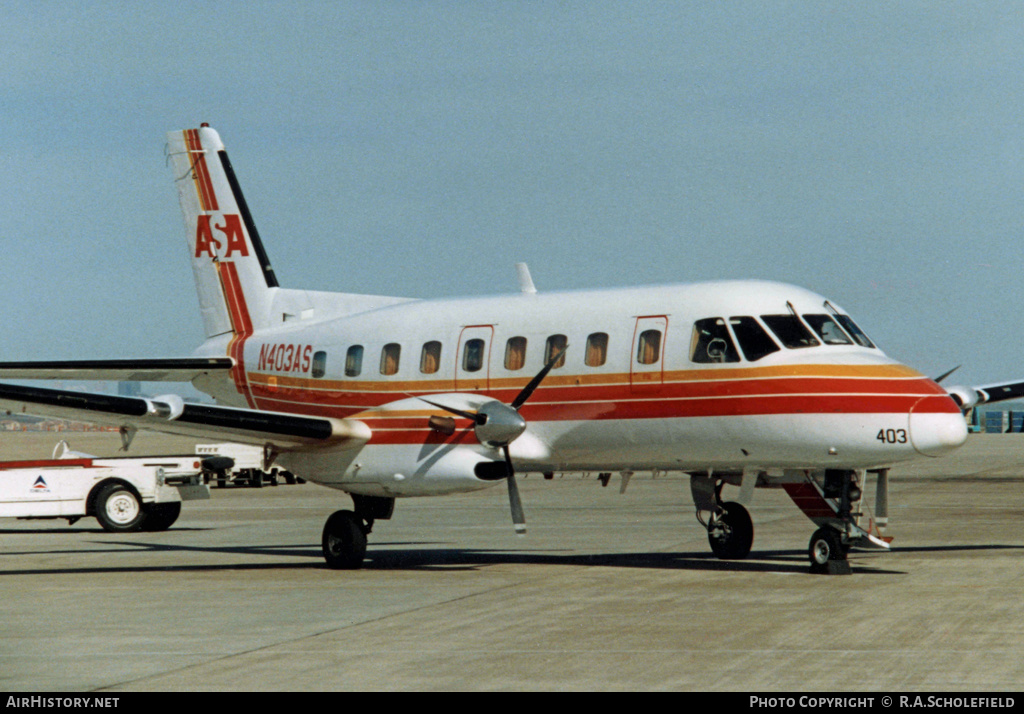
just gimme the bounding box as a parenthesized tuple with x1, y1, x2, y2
(516, 263, 537, 294)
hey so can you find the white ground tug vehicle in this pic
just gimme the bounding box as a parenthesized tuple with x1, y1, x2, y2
(0, 441, 217, 532)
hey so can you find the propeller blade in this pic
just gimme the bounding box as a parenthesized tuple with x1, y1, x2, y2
(417, 397, 483, 425)
(934, 365, 961, 384)
(510, 344, 568, 410)
(503, 444, 526, 535)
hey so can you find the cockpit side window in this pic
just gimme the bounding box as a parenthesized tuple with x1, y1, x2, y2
(833, 315, 876, 348)
(803, 314, 853, 346)
(761, 315, 820, 349)
(690, 318, 740, 364)
(729, 317, 780, 362)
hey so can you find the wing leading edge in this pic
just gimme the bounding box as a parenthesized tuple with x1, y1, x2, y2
(0, 357, 234, 382)
(947, 378, 1024, 410)
(0, 382, 370, 450)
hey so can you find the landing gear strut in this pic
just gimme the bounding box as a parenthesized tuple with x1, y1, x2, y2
(803, 469, 861, 574)
(321, 494, 394, 570)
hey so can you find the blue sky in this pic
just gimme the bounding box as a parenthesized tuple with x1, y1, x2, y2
(2, 1, 1023, 388)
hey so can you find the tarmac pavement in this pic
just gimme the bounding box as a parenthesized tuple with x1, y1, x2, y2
(1, 431, 1023, 691)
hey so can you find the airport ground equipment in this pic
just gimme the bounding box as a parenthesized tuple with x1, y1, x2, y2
(0, 441, 212, 531)
(195, 442, 300, 487)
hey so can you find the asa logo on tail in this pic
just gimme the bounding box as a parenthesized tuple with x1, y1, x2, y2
(194, 214, 250, 259)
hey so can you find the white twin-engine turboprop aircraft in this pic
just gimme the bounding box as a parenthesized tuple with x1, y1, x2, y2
(1, 124, 1019, 572)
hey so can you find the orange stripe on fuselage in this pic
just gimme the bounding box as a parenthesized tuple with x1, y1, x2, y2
(231, 362, 960, 445)
(244, 362, 933, 395)
(241, 364, 950, 413)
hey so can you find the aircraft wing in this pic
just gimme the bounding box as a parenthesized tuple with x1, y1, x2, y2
(947, 379, 1024, 409)
(0, 382, 370, 450)
(0, 357, 233, 382)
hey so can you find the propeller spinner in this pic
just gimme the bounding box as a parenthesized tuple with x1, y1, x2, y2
(420, 345, 567, 534)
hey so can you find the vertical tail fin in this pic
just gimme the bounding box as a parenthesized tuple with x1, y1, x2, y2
(166, 125, 278, 339)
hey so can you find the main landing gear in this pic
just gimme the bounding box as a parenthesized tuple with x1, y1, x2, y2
(692, 476, 754, 560)
(321, 494, 395, 570)
(707, 500, 754, 560)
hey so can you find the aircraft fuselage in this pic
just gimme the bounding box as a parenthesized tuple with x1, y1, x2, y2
(192, 278, 966, 497)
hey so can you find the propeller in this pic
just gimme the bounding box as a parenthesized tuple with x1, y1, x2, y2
(934, 365, 961, 384)
(420, 345, 568, 535)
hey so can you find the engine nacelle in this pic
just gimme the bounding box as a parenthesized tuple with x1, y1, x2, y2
(146, 393, 185, 420)
(293, 444, 506, 498)
(946, 385, 986, 409)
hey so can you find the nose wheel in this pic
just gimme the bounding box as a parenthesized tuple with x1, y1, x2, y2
(808, 527, 850, 574)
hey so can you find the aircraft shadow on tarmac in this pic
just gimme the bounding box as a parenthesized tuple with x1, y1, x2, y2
(2, 539, 1021, 577)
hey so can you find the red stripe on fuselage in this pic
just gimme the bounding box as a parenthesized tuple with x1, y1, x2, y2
(241, 371, 956, 417)
(242, 381, 958, 446)
(218, 261, 256, 407)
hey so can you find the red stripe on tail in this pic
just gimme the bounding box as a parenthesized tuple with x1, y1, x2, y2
(186, 129, 219, 212)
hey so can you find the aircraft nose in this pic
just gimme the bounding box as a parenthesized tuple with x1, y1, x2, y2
(909, 400, 968, 457)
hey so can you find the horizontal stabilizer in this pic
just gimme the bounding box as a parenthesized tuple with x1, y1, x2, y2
(0, 358, 233, 382)
(0, 382, 370, 450)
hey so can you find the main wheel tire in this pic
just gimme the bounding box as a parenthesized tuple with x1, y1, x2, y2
(140, 502, 182, 532)
(93, 482, 145, 532)
(808, 527, 847, 570)
(708, 501, 754, 560)
(322, 510, 367, 570)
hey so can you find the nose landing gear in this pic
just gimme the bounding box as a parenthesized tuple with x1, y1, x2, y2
(808, 526, 851, 575)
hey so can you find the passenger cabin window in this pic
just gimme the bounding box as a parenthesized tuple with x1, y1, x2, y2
(462, 338, 486, 373)
(803, 315, 853, 346)
(504, 336, 527, 371)
(312, 350, 328, 378)
(729, 317, 780, 362)
(636, 329, 663, 365)
(545, 334, 568, 368)
(380, 343, 401, 375)
(834, 314, 876, 348)
(761, 315, 820, 349)
(585, 332, 609, 367)
(420, 341, 442, 374)
(345, 345, 363, 377)
(690, 318, 740, 363)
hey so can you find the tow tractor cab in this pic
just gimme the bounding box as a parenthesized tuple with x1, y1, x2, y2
(0, 441, 215, 532)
